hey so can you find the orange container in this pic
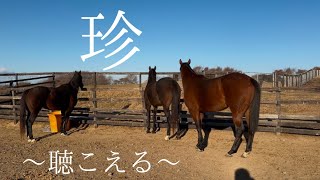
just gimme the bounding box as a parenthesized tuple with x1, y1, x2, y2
(48, 111, 70, 133)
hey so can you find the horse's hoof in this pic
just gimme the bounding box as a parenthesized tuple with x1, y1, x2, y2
(164, 136, 170, 141)
(146, 130, 151, 134)
(60, 133, 68, 136)
(176, 136, 181, 140)
(196, 148, 204, 152)
(151, 131, 156, 134)
(195, 146, 204, 152)
(225, 153, 233, 157)
(28, 139, 36, 143)
(241, 152, 250, 158)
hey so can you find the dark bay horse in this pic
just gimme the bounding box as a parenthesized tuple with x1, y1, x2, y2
(144, 66, 181, 140)
(179, 59, 261, 157)
(20, 71, 86, 142)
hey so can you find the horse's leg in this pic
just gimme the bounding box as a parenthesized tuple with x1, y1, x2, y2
(244, 131, 255, 158)
(231, 126, 237, 138)
(227, 125, 243, 156)
(200, 123, 211, 149)
(146, 107, 151, 133)
(27, 112, 38, 143)
(242, 110, 253, 158)
(60, 110, 71, 136)
(227, 114, 244, 157)
(192, 111, 204, 151)
(243, 111, 250, 143)
(151, 106, 157, 133)
(25, 111, 30, 139)
(163, 107, 171, 140)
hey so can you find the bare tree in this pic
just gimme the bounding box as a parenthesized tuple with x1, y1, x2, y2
(117, 74, 138, 84)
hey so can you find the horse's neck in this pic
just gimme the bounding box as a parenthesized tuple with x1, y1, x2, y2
(69, 80, 79, 91)
(147, 76, 157, 85)
(181, 68, 199, 81)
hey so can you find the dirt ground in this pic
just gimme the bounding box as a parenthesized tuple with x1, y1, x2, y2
(0, 119, 319, 180)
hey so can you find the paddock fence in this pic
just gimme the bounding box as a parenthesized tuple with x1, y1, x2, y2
(0, 72, 319, 136)
(273, 68, 320, 88)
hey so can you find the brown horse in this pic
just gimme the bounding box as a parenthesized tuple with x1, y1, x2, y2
(20, 71, 86, 142)
(179, 59, 260, 157)
(144, 66, 181, 140)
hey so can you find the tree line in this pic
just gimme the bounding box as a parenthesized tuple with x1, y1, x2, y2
(54, 73, 138, 86)
(191, 65, 318, 76)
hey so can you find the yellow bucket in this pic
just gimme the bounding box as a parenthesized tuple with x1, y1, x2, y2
(48, 111, 70, 133)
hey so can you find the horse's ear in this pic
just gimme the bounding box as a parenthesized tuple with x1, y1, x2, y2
(154, 66, 156, 70)
(79, 71, 81, 74)
(149, 66, 151, 70)
(179, 59, 182, 65)
(188, 59, 191, 64)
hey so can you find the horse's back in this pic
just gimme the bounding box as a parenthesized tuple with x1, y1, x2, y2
(156, 77, 181, 106)
(23, 86, 51, 110)
(156, 77, 181, 93)
(145, 77, 181, 107)
(219, 73, 256, 109)
(184, 72, 256, 112)
(24, 86, 50, 98)
(220, 73, 255, 96)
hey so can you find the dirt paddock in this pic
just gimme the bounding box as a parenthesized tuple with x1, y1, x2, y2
(0, 119, 319, 180)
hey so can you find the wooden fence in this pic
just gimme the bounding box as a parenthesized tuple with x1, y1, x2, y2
(0, 72, 319, 136)
(273, 68, 320, 87)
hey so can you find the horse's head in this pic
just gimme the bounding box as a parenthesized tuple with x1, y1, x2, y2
(148, 66, 157, 82)
(179, 59, 191, 71)
(71, 71, 87, 91)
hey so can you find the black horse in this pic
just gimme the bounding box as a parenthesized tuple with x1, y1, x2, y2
(144, 66, 181, 140)
(20, 71, 86, 142)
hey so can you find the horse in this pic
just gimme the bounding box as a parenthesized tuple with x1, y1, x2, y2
(179, 59, 261, 157)
(19, 71, 86, 142)
(144, 66, 182, 140)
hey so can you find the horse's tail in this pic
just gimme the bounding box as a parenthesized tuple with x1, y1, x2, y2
(171, 85, 181, 135)
(249, 78, 261, 134)
(20, 91, 28, 139)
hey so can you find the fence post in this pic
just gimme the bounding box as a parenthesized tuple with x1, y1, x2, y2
(173, 73, 179, 81)
(12, 74, 18, 124)
(283, 75, 286, 87)
(272, 73, 275, 87)
(299, 74, 302, 87)
(15, 74, 19, 87)
(11, 88, 17, 124)
(140, 88, 147, 131)
(139, 73, 142, 88)
(52, 72, 56, 88)
(92, 72, 98, 128)
(275, 88, 281, 135)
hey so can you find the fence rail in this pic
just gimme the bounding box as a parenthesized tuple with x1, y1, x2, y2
(0, 72, 319, 136)
(273, 68, 320, 88)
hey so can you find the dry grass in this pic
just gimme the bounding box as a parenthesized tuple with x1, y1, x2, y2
(76, 78, 320, 116)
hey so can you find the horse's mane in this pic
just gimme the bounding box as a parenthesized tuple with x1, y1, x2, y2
(69, 72, 80, 90)
(147, 69, 157, 83)
(182, 63, 207, 79)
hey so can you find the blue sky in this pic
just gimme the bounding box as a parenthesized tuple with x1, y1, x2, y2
(0, 0, 319, 73)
